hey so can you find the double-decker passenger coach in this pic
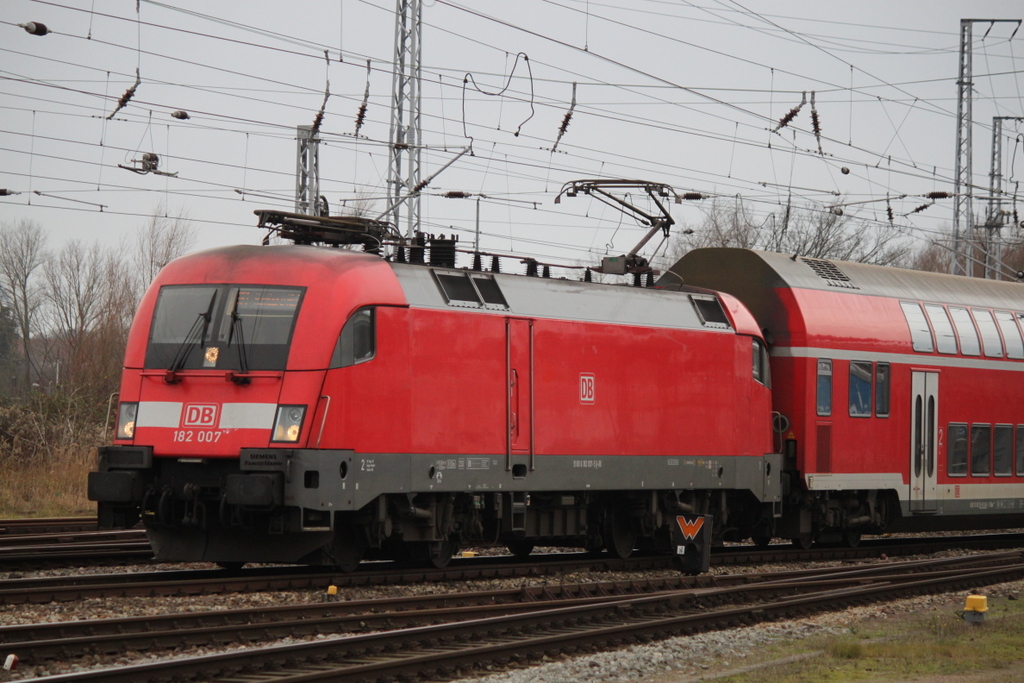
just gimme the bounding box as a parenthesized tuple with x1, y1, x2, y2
(670, 248, 1024, 547)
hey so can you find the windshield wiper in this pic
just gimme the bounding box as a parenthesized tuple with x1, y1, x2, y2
(227, 290, 251, 385)
(164, 291, 216, 384)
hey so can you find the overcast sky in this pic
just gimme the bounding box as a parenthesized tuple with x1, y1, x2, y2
(2, 0, 1023, 272)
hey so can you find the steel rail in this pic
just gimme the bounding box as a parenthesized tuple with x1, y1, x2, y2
(23, 551, 1024, 683)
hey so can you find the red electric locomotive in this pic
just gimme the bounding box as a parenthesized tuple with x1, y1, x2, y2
(89, 214, 780, 571)
(669, 248, 1024, 547)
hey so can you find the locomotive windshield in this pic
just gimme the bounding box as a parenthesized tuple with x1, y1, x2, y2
(145, 284, 304, 371)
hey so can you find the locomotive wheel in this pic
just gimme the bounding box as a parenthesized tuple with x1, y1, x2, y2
(332, 524, 366, 573)
(604, 507, 636, 560)
(427, 537, 457, 569)
(790, 534, 813, 550)
(507, 539, 535, 560)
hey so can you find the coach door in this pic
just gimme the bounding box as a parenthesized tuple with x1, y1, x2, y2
(910, 371, 939, 512)
(506, 318, 534, 475)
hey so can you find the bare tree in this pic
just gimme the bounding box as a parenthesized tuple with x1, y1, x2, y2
(0, 219, 47, 391)
(42, 241, 108, 389)
(133, 209, 197, 295)
(665, 197, 912, 268)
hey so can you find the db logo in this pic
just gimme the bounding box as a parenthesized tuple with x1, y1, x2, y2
(579, 373, 595, 404)
(182, 404, 218, 427)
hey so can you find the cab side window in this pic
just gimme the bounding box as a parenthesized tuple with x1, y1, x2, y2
(330, 307, 376, 368)
(752, 338, 770, 387)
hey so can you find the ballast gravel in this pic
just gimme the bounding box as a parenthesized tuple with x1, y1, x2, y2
(0, 550, 1020, 681)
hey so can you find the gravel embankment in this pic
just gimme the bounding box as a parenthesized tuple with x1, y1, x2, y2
(0, 551, 1019, 681)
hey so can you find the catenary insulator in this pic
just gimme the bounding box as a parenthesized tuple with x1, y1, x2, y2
(171, 110, 190, 120)
(926, 191, 952, 199)
(22, 22, 48, 36)
(841, 167, 850, 175)
(682, 192, 705, 201)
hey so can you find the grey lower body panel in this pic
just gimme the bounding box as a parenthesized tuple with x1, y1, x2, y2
(270, 450, 783, 512)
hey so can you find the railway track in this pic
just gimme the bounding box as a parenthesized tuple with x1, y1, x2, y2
(0, 517, 98, 535)
(16, 550, 1024, 683)
(4, 531, 1024, 604)
(0, 551, 1012, 663)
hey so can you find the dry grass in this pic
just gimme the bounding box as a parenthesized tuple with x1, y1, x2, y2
(0, 447, 96, 517)
(0, 392, 105, 518)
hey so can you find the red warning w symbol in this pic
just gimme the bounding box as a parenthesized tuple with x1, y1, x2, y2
(675, 515, 705, 541)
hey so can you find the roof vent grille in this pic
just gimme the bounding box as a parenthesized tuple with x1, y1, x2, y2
(800, 257, 859, 289)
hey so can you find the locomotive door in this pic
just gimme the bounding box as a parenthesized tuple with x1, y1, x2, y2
(910, 371, 939, 512)
(506, 318, 534, 474)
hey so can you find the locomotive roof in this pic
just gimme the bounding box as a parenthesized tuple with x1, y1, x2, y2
(665, 248, 1024, 312)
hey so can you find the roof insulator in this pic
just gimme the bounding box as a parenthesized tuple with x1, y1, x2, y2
(21, 22, 48, 36)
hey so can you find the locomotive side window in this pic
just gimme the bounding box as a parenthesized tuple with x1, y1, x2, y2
(875, 363, 890, 417)
(691, 295, 731, 329)
(972, 309, 1003, 358)
(816, 359, 832, 417)
(947, 423, 968, 477)
(900, 302, 934, 352)
(848, 361, 872, 417)
(1017, 426, 1024, 476)
(993, 425, 1013, 477)
(924, 304, 957, 355)
(751, 338, 770, 387)
(994, 311, 1024, 359)
(949, 307, 981, 356)
(970, 424, 991, 476)
(330, 307, 375, 368)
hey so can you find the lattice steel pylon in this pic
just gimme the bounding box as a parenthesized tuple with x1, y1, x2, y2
(983, 116, 1024, 278)
(952, 19, 1021, 277)
(387, 0, 423, 239)
(295, 125, 320, 215)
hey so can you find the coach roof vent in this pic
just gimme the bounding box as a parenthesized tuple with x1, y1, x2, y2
(800, 257, 859, 290)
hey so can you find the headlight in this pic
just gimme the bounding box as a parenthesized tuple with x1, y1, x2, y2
(116, 402, 138, 440)
(272, 405, 306, 443)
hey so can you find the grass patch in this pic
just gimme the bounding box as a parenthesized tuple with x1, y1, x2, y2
(714, 594, 1024, 683)
(0, 446, 96, 517)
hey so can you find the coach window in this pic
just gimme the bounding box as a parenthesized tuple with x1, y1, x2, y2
(971, 424, 991, 476)
(849, 361, 872, 417)
(1017, 426, 1024, 476)
(972, 309, 1003, 358)
(330, 307, 375, 368)
(816, 359, 832, 417)
(949, 307, 981, 356)
(994, 311, 1024, 359)
(994, 425, 1013, 477)
(900, 302, 934, 352)
(875, 363, 890, 417)
(924, 304, 957, 355)
(948, 423, 968, 477)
